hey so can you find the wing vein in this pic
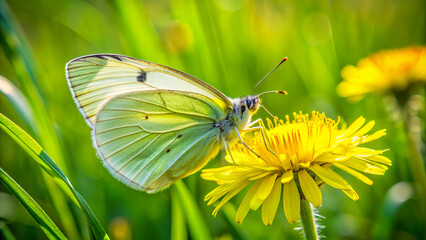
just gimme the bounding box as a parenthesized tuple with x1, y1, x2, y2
(69, 70, 103, 79)
(115, 134, 165, 173)
(121, 96, 218, 120)
(98, 129, 145, 147)
(96, 125, 141, 134)
(96, 115, 145, 122)
(137, 122, 212, 134)
(104, 132, 153, 159)
(130, 133, 177, 184)
(99, 108, 169, 115)
(145, 128, 217, 185)
(71, 75, 140, 87)
(75, 82, 144, 97)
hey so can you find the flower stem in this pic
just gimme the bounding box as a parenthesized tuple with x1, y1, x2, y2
(403, 104, 426, 216)
(300, 198, 319, 240)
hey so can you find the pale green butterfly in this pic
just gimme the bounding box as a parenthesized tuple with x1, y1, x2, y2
(66, 54, 286, 193)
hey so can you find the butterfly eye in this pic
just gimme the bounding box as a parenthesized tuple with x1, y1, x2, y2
(241, 105, 246, 113)
(246, 100, 253, 109)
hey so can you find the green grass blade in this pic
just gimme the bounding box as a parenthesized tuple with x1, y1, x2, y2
(373, 181, 414, 240)
(0, 0, 68, 170)
(0, 168, 67, 240)
(0, 221, 16, 240)
(0, 113, 110, 240)
(221, 204, 249, 239)
(113, 0, 166, 63)
(0, 1, 80, 237)
(0, 113, 62, 179)
(171, 188, 187, 240)
(173, 181, 211, 240)
(0, 75, 33, 129)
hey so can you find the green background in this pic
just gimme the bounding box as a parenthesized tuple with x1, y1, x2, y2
(0, 0, 425, 239)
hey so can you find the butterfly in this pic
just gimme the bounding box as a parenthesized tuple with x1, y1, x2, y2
(66, 54, 285, 193)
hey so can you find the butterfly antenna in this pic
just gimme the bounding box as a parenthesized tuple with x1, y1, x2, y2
(258, 90, 288, 97)
(259, 102, 278, 120)
(251, 57, 288, 95)
(258, 91, 287, 119)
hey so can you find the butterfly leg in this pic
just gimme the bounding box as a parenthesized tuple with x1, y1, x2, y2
(252, 118, 273, 148)
(243, 118, 277, 157)
(225, 141, 236, 164)
(234, 127, 261, 158)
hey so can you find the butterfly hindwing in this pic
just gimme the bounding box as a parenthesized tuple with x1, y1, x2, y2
(66, 54, 231, 128)
(93, 90, 227, 192)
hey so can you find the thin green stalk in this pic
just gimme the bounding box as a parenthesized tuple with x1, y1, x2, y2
(171, 188, 187, 240)
(0, 221, 16, 240)
(300, 198, 319, 240)
(173, 181, 211, 240)
(0, 113, 110, 240)
(221, 204, 249, 240)
(113, 0, 166, 63)
(403, 114, 426, 216)
(0, 1, 79, 238)
(0, 168, 66, 240)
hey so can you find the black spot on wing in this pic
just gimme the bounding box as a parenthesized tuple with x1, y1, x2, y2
(166, 149, 171, 153)
(105, 54, 123, 61)
(145, 115, 149, 120)
(94, 55, 107, 60)
(177, 134, 183, 138)
(137, 70, 147, 82)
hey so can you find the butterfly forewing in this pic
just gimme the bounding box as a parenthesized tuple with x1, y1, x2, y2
(66, 54, 231, 128)
(93, 90, 226, 192)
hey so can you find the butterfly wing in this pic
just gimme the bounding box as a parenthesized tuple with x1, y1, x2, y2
(93, 90, 227, 193)
(66, 54, 231, 128)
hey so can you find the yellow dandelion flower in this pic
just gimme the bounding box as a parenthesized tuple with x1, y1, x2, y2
(337, 46, 426, 101)
(201, 112, 391, 225)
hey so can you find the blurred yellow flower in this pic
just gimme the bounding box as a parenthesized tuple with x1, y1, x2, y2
(108, 217, 132, 240)
(201, 112, 391, 225)
(337, 46, 426, 101)
(162, 21, 193, 54)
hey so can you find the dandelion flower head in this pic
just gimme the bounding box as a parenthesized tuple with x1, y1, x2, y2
(337, 46, 426, 101)
(202, 112, 391, 225)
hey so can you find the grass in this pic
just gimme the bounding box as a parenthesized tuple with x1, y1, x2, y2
(0, 0, 425, 239)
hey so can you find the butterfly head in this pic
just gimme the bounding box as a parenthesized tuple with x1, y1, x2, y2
(244, 95, 261, 115)
(232, 95, 260, 123)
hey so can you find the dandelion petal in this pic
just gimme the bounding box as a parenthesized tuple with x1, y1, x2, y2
(250, 174, 277, 210)
(261, 178, 282, 225)
(309, 164, 351, 190)
(298, 170, 322, 207)
(368, 154, 392, 165)
(355, 120, 375, 136)
(342, 188, 359, 200)
(363, 129, 387, 143)
(236, 181, 262, 223)
(281, 170, 294, 183)
(334, 163, 373, 185)
(344, 116, 365, 136)
(213, 181, 250, 216)
(283, 180, 300, 223)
